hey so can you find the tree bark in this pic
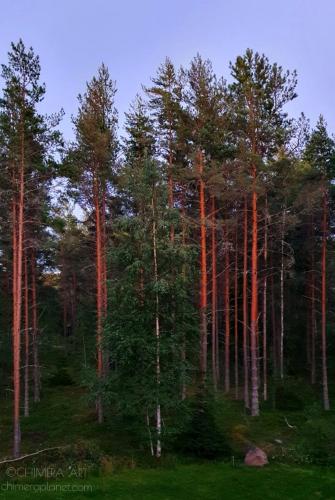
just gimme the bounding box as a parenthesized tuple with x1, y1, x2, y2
(168, 126, 174, 242)
(310, 216, 316, 385)
(181, 195, 187, 400)
(31, 251, 40, 403)
(94, 176, 104, 423)
(211, 196, 218, 390)
(234, 226, 239, 399)
(243, 196, 250, 409)
(270, 253, 278, 378)
(321, 188, 330, 410)
(224, 224, 230, 393)
(152, 191, 161, 457)
(198, 150, 207, 385)
(24, 252, 29, 417)
(263, 197, 268, 401)
(250, 172, 259, 416)
(279, 208, 286, 380)
(101, 189, 109, 376)
(13, 138, 25, 457)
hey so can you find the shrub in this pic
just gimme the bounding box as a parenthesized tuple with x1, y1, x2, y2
(175, 394, 231, 460)
(48, 367, 74, 386)
(296, 416, 335, 465)
(275, 384, 304, 411)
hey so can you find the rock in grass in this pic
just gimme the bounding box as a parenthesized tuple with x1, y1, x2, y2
(244, 447, 268, 467)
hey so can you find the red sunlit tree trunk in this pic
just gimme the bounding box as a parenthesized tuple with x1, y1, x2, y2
(12, 134, 25, 457)
(24, 252, 29, 418)
(243, 196, 249, 408)
(94, 176, 104, 423)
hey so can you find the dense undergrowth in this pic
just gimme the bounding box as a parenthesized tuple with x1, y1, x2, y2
(1, 365, 335, 469)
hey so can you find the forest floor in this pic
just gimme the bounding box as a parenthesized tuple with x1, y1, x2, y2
(1, 352, 335, 498)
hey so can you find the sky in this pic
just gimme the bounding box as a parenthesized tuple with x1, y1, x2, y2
(0, 0, 334, 140)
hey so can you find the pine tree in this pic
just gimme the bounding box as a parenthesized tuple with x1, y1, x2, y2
(304, 116, 335, 410)
(228, 49, 297, 415)
(0, 39, 60, 456)
(183, 55, 226, 385)
(71, 64, 118, 422)
(146, 58, 184, 238)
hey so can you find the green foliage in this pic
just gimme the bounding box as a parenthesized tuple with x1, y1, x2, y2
(275, 384, 304, 411)
(48, 367, 75, 387)
(175, 394, 232, 459)
(293, 405, 335, 465)
(304, 115, 335, 179)
(104, 194, 198, 449)
(100, 102, 198, 453)
(184, 54, 228, 161)
(228, 48, 297, 158)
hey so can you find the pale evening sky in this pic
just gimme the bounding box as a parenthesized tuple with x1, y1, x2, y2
(0, 0, 334, 139)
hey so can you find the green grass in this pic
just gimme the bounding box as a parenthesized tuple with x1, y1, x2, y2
(0, 384, 135, 458)
(0, 383, 307, 462)
(1, 341, 335, 498)
(0, 463, 334, 499)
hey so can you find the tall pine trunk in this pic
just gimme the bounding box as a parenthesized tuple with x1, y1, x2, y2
(181, 194, 187, 400)
(263, 197, 268, 401)
(234, 226, 239, 399)
(198, 151, 207, 385)
(31, 250, 39, 403)
(101, 190, 109, 376)
(168, 128, 174, 242)
(24, 252, 29, 417)
(12, 200, 19, 457)
(13, 135, 25, 457)
(250, 173, 259, 416)
(279, 208, 286, 380)
(211, 196, 218, 390)
(152, 192, 162, 457)
(243, 196, 250, 408)
(224, 225, 230, 393)
(94, 177, 104, 423)
(321, 188, 330, 410)
(270, 256, 278, 378)
(310, 216, 316, 385)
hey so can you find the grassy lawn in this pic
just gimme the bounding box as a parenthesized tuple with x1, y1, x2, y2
(1, 363, 335, 499)
(0, 463, 334, 499)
